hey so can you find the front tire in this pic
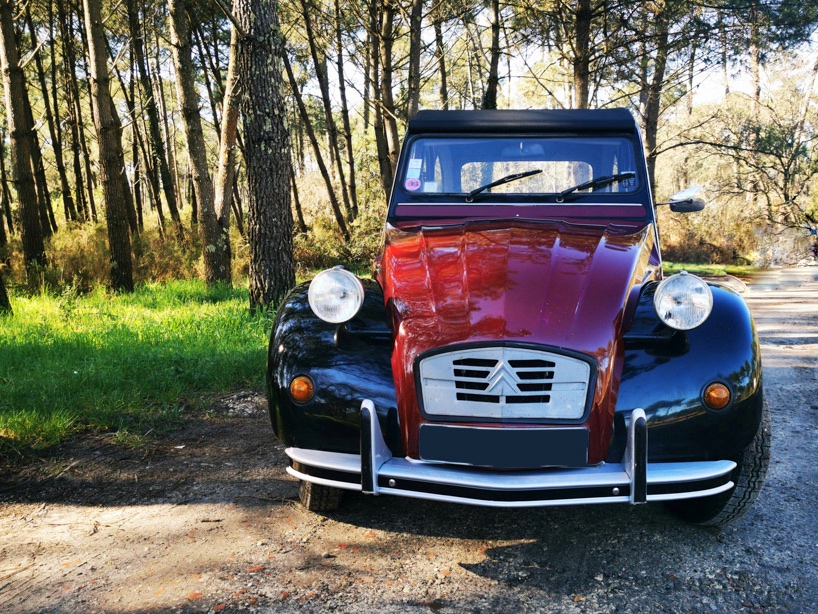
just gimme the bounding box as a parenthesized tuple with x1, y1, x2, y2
(667, 402, 770, 527)
(299, 480, 343, 512)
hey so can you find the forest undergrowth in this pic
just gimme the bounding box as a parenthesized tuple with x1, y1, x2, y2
(0, 280, 271, 462)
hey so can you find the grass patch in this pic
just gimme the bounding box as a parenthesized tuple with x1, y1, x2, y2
(0, 280, 271, 457)
(662, 262, 759, 278)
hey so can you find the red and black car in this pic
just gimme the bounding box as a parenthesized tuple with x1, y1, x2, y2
(268, 109, 769, 526)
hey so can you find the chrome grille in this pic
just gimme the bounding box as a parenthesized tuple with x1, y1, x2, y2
(419, 347, 591, 420)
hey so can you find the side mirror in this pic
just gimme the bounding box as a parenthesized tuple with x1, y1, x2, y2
(658, 186, 706, 213)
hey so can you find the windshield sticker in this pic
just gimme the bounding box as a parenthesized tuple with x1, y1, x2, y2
(406, 159, 422, 180)
(423, 182, 439, 192)
(405, 178, 422, 191)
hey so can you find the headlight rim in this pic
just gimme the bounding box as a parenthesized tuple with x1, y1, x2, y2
(653, 271, 713, 331)
(307, 267, 365, 324)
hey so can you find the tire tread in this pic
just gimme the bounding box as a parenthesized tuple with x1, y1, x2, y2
(668, 401, 770, 527)
(299, 481, 343, 512)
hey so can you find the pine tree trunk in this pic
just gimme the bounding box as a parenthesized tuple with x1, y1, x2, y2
(152, 24, 179, 217)
(59, 4, 96, 223)
(82, 0, 134, 291)
(433, 11, 449, 110)
(55, 2, 87, 222)
(0, 0, 47, 289)
(0, 124, 16, 238)
(573, 0, 592, 109)
(282, 53, 349, 240)
(235, 0, 295, 313)
(27, 6, 77, 225)
(641, 10, 670, 194)
(482, 0, 501, 109)
(211, 23, 242, 286)
(749, 7, 761, 214)
(21, 77, 56, 237)
(0, 266, 11, 314)
(406, 0, 423, 118)
(299, 0, 353, 222)
(192, 23, 222, 136)
(290, 161, 308, 233)
(379, 1, 400, 173)
(169, 0, 228, 284)
(0, 147, 6, 246)
(334, 0, 358, 218)
(106, 42, 141, 236)
(368, 0, 393, 198)
(128, 0, 182, 241)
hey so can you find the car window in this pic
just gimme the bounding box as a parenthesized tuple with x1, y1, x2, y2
(400, 136, 638, 196)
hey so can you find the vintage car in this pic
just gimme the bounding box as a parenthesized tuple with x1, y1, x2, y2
(268, 109, 769, 526)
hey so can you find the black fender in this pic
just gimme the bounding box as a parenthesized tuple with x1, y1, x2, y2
(612, 281, 763, 463)
(267, 278, 400, 455)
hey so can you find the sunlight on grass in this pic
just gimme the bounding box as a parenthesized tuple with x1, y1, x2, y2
(0, 281, 271, 454)
(663, 262, 758, 277)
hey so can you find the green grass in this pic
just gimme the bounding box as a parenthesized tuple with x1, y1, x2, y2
(0, 281, 271, 456)
(662, 262, 758, 278)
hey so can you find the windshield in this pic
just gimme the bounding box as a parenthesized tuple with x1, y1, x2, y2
(399, 136, 639, 197)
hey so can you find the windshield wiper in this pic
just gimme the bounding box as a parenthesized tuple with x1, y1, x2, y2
(465, 169, 542, 202)
(556, 171, 636, 202)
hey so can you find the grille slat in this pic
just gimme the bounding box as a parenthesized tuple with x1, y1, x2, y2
(517, 370, 554, 380)
(453, 368, 492, 379)
(508, 359, 556, 368)
(453, 358, 497, 367)
(419, 347, 591, 420)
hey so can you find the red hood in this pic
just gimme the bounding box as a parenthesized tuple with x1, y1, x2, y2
(377, 220, 658, 462)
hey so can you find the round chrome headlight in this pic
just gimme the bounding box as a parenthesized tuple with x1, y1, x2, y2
(653, 272, 713, 330)
(308, 268, 364, 323)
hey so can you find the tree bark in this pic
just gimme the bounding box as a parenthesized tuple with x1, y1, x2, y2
(282, 52, 349, 240)
(290, 161, 308, 234)
(369, 0, 393, 198)
(0, 0, 47, 289)
(0, 126, 6, 247)
(128, 0, 183, 240)
(26, 4, 77, 224)
(169, 0, 229, 284)
(749, 6, 761, 210)
(192, 23, 222, 136)
(82, 0, 134, 291)
(334, 0, 358, 218)
(0, 266, 10, 314)
(236, 0, 295, 313)
(59, 3, 96, 223)
(21, 72, 56, 237)
(0, 124, 13, 239)
(432, 9, 448, 110)
(640, 7, 670, 193)
(299, 0, 354, 222)
(573, 0, 592, 109)
(406, 0, 424, 118)
(211, 22, 242, 286)
(379, 1, 400, 172)
(105, 38, 141, 236)
(152, 22, 180, 217)
(482, 0, 501, 109)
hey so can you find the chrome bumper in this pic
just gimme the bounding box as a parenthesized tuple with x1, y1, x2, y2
(285, 400, 736, 508)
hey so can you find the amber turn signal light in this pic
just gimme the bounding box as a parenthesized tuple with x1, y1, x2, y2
(703, 382, 731, 410)
(289, 375, 315, 403)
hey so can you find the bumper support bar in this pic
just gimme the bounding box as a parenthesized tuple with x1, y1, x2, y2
(286, 401, 736, 508)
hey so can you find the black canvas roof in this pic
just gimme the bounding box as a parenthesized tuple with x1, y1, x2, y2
(407, 108, 638, 134)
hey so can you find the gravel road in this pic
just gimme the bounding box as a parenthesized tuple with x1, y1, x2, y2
(1, 266, 816, 613)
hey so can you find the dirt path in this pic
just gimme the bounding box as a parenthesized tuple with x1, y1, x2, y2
(1, 267, 817, 613)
